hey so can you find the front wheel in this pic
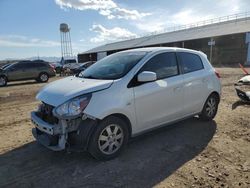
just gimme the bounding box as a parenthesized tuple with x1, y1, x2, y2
(88, 116, 129, 160)
(199, 93, 219, 121)
(0, 76, 7, 87)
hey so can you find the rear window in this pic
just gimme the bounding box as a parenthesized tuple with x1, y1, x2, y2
(178, 52, 204, 73)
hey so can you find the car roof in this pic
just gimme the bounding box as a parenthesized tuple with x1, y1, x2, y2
(32, 60, 46, 62)
(120, 47, 206, 57)
(18, 60, 31, 63)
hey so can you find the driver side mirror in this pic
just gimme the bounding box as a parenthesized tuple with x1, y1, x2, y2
(137, 71, 157, 82)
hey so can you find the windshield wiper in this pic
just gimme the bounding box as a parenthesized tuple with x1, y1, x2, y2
(83, 75, 98, 79)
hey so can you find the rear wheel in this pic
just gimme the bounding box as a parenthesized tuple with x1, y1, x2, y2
(0, 76, 7, 87)
(88, 116, 129, 160)
(38, 73, 49, 82)
(199, 93, 219, 121)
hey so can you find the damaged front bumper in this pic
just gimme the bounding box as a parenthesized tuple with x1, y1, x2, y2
(31, 111, 97, 151)
(235, 87, 250, 102)
(235, 82, 250, 102)
(31, 112, 61, 135)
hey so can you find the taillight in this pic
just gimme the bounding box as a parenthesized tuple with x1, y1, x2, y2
(49, 64, 55, 70)
(215, 69, 221, 78)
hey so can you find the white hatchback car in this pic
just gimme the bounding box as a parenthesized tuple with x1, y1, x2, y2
(31, 47, 221, 160)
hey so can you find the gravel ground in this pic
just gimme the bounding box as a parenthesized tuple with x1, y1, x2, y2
(0, 68, 249, 188)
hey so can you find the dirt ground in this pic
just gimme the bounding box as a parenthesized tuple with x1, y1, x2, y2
(0, 68, 249, 188)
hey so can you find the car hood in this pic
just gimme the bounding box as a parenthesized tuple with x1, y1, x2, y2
(36, 76, 113, 106)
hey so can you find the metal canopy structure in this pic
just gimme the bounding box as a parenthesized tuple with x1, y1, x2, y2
(81, 13, 250, 55)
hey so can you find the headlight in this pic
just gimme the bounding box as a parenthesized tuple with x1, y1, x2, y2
(53, 94, 91, 118)
(37, 103, 44, 112)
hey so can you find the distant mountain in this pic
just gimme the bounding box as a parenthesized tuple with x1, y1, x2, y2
(0, 56, 78, 65)
(26, 56, 62, 62)
(1, 56, 61, 63)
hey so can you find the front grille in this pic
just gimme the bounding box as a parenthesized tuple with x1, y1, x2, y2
(36, 102, 59, 125)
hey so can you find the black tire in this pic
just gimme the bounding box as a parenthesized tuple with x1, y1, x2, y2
(38, 72, 49, 83)
(88, 116, 129, 160)
(199, 93, 219, 121)
(0, 76, 7, 87)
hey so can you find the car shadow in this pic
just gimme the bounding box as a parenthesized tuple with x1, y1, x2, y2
(4, 81, 42, 87)
(0, 118, 216, 188)
(232, 100, 250, 110)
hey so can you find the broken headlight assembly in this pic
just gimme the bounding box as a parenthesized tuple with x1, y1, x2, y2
(53, 94, 92, 119)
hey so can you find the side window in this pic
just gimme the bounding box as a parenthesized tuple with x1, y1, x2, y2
(33, 63, 47, 68)
(140, 52, 178, 80)
(14, 63, 28, 69)
(24, 63, 34, 69)
(41, 63, 47, 68)
(178, 52, 204, 74)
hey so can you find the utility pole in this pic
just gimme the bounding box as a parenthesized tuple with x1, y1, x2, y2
(246, 32, 250, 65)
(208, 38, 215, 64)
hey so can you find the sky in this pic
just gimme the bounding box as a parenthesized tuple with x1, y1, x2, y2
(0, 0, 249, 60)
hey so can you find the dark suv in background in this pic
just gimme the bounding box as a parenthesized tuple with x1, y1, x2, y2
(0, 60, 56, 86)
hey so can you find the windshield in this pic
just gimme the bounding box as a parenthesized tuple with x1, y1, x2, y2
(2, 63, 17, 70)
(1, 64, 10, 70)
(78, 51, 148, 80)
